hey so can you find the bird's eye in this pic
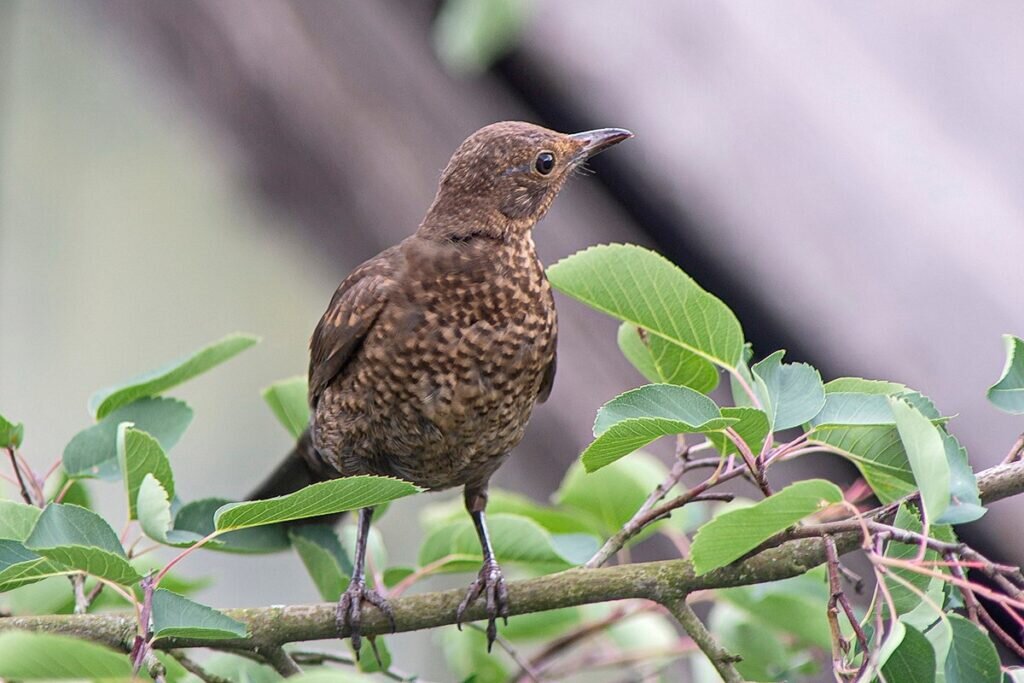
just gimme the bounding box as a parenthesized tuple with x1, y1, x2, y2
(534, 152, 555, 175)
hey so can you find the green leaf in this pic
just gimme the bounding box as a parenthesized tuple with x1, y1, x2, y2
(0, 540, 69, 592)
(24, 504, 141, 585)
(691, 480, 843, 575)
(291, 671, 374, 683)
(433, 0, 530, 75)
(936, 432, 985, 525)
(882, 622, 936, 683)
(582, 384, 735, 471)
(719, 569, 831, 651)
(751, 351, 825, 430)
(884, 506, 942, 617)
(117, 425, 175, 520)
(944, 614, 1000, 683)
(0, 631, 132, 679)
(171, 498, 290, 554)
(138, 475, 203, 547)
(500, 607, 582, 641)
(708, 407, 771, 456)
(189, 653, 283, 682)
(151, 588, 247, 640)
(808, 424, 917, 502)
(0, 412, 24, 448)
(63, 397, 193, 479)
(810, 392, 901, 427)
(289, 525, 352, 602)
(554, 452, 672, 537)
(890, 397, 950, 521)
(824, 377, 906, 394)
(89, 333, 259, 419)
(0, 501, 42, 541)
(708, 602, 809, 682)
(617, 323, 719, 393)
(45, 470, 92, 508)
(262, 376, 309, 439)
(383, 566, 415, 588)
(547, 244, 745, 370)
(355, 634, 392, 673)
(441, 624, 511, 683)
(420, 489, 594, 537)
(214, 477, 419, 532)
(418, 513, 584, 571)
(988, 335, 1024, 413)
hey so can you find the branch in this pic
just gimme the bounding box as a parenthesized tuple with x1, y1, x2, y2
(665, 599, 743, 682)
(1, 459, 1022, 659)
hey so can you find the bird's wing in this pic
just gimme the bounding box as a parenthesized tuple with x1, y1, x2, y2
(537, 349, 556, 403)
(308, 248, 398, 409)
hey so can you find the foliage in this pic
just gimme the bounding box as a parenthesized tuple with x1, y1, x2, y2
(1, 244, 1023, 682)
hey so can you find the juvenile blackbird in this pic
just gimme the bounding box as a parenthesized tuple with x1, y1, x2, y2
(250, 121, 632, 652)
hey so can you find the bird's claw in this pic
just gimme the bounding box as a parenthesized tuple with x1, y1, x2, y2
(455, 559, 509, 651)
(336, 578, 396, 661)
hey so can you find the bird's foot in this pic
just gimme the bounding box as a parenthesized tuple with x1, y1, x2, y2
(336, 578, 396, 660)
(455, 558, 509, 651)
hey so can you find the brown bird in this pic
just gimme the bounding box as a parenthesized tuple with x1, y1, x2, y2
(251, 121, 632, 652)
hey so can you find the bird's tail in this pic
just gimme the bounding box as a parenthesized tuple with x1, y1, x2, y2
(248, 427, 323, 501)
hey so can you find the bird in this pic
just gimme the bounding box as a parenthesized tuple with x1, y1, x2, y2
(249, 121, 632, 654)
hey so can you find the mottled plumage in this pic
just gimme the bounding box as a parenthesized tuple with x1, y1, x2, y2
(251, 121, 631, 654)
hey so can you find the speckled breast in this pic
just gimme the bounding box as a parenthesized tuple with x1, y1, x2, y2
(315, 235, 557, 490)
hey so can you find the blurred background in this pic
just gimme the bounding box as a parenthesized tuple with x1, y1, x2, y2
(2, 1, 1023, 680)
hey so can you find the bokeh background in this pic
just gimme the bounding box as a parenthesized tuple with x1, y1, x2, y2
(2, 1, 1023, 680)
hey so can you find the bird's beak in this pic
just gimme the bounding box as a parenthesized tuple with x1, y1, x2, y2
(569, 128, 634, 160)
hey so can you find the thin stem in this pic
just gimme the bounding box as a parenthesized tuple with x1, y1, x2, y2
(389, 555, 468, 598)
(13, 448, 44, 504)
(725, 427, 773, 497)
(42, 458, 64, 485)
(169, 651, 234, 683)
(1004, 433, 1024, 465)
(72, 574, 89, 615)
(467, 623, 539, 682)
(289, 651, 425, 683)
(54, 478, 76, 504)
(825, 536, 868, 681)
(585, 456, 743, 568)
(155, 530, 222, 585)
(7, 447, 35, 506)
(516, 603, 647, 681)
(666, 598, 743, 683)
(727, 366, 762, 410)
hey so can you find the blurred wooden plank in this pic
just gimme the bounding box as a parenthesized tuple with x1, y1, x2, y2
(517, 0, 1024, 551)
(83, 0, 655, 494)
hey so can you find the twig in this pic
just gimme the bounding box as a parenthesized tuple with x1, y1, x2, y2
(169, 651, 234, 683)
(825, 536, 868, 681)
(467, 623, 539, 682)
(585, 456, 747, 568)
(262, 645, 303, 676)
(6, 447, 35, 506)
(947, 555, 1024, 659)
(72, 574, 89, 615)
(724, 427, 773, 498)
(388, 555, 458, 598)
(666, 599, 742, 683)
(515, 603, 647, 681)
(290, 650, 425, 682)
(1004, 433, 1024, 465)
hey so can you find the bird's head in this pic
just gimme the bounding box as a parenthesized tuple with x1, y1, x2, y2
(420, 121, 632, 241)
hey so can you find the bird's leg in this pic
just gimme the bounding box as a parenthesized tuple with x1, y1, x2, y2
(455, 484, 509, 651)
(336, 507, 395, 658)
